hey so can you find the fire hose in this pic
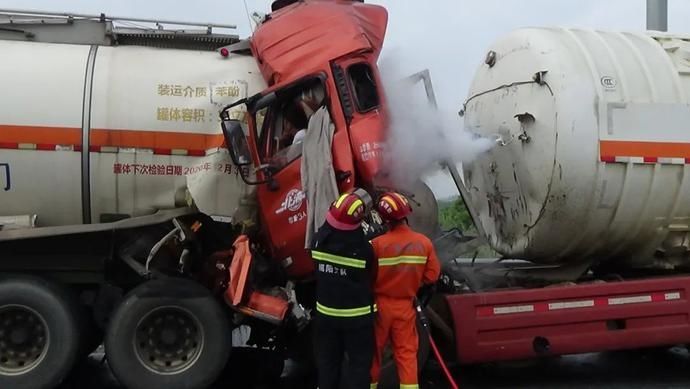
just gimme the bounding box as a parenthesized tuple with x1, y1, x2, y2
(415, 298, 460, 389)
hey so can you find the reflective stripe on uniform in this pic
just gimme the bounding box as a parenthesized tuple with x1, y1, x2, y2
(335, 193, 349, 208)
(378, 255, 427, 267)
(400, 385, 419, 389)
(392, 192, 409, 205)
(316, 302, 377, 317)
(370, 383, 378, 389)
(312, 250, 366, 269)
(347, 199, 363, 215)
(381, 195, 398, 210)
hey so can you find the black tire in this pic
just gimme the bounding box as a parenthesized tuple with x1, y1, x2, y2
(377, 317, 431, 389)
(0, 275, 81, 389)
(105, 278, 231, 389)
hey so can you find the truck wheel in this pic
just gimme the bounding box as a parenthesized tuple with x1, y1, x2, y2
(105, 278, 231, 389)
(377, 317, 431, 389)
(0, 275, 81, 389)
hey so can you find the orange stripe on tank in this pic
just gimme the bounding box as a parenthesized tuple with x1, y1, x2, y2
(0, 124, 226, 150)
(91, 129, 225, 150)
(600, 140, 690, 159)
(0, 124, 81, 145)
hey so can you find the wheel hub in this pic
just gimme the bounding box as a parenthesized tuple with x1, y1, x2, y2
(10, 328, 29, 344)
(0, 305, 49, 375)
(134, 307, 203, 374)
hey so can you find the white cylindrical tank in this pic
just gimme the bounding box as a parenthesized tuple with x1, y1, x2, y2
(0, 40, 267, 226)
(463, 28, 690, 268)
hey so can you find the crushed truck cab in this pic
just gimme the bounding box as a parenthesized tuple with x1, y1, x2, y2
(220, 0, 390, 279)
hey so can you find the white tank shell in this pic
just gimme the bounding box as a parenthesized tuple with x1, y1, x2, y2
(463, 28, 690, 267)
(0, 40, 267, 226)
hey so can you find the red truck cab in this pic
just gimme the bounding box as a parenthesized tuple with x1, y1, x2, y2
(221, 0, 390, 278)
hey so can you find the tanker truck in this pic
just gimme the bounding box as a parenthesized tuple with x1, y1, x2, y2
(0, 2, 441, 389)
(4, 0, 690, 387)
(424, 27, 690, 367)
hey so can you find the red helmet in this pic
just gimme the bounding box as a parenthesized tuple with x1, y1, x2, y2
(376, 192, 412, 222)
(325, 188, 371, 231)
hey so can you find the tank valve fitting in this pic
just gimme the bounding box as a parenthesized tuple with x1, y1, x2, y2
(494, 134, 514, 146)
(485, 50, 497, 67)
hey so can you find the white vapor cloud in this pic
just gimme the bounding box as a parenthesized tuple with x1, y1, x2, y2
(377, 52, 494, 189)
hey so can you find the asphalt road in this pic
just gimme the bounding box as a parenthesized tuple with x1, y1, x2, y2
(424, 347, 690, 389)
(59, 346, 690, 389)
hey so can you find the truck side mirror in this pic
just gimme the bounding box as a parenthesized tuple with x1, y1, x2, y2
(221, 120, 251, 166)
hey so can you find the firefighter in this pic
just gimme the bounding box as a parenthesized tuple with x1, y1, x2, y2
(311, 188, 376, 389)
(369, 192, 441, 389)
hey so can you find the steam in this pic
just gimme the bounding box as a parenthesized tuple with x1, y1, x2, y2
(378, 54, 494, 189)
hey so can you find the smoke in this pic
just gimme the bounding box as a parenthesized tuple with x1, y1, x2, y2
(377, 54, 494, 189)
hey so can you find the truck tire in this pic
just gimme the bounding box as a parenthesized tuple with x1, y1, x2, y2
(105, 278, 231, 389)
(0, 275, 81, 389)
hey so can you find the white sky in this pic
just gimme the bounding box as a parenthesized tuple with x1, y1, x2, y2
(3, 0, 689, 197)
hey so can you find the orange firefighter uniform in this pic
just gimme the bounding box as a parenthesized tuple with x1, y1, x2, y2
(369, 197, 441, 389)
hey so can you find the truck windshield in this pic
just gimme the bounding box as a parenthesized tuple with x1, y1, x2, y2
(255, 78, 327, 172)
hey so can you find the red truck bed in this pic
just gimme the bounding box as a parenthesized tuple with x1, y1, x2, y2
(445, 275, 690, 363)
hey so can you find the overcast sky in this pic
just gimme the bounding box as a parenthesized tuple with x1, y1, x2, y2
(5, 0, 689, 113)
(4, 0, 689, 197)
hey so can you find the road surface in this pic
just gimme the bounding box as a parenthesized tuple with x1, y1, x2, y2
(424, 347, 690, 389)
(59, 346, 690, 388)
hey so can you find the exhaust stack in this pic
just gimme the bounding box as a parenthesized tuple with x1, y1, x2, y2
(646, 0, 668, 31)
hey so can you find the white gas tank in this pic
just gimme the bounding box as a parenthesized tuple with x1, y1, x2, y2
(0, 40, 266, 226)
(463, 28, 690, 268)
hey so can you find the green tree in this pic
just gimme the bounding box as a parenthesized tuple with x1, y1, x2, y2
(437, 197, 499, 257)
(438, 197, 473, 231)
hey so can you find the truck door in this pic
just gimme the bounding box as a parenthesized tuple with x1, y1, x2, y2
(330, 58, 387, 186)
(250, 77, 355, 278)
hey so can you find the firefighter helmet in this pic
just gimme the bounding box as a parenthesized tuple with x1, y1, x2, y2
(326, 188, 372, 230)
(376, 192, 412, 222)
